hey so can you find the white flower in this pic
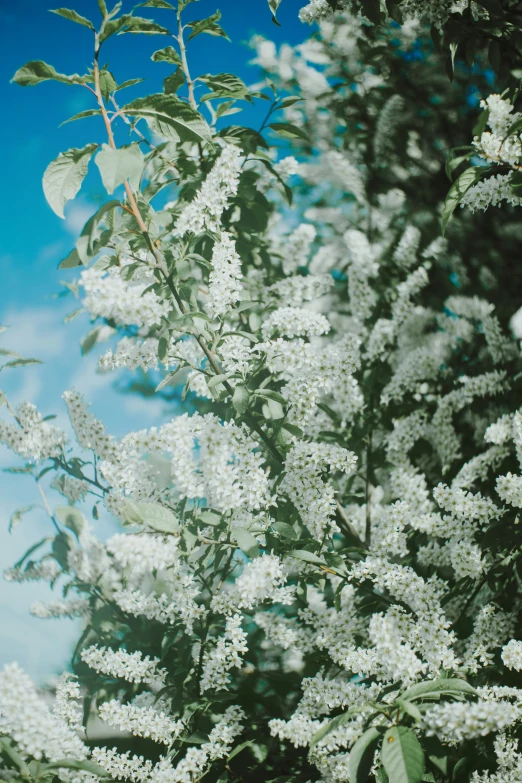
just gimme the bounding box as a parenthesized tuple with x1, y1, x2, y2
(502, 640, 522, 671)
(98, 701, 184, 746)
(81, 646, 166, 685)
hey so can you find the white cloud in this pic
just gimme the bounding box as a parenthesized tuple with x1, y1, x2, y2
(64, 201, 95, 236)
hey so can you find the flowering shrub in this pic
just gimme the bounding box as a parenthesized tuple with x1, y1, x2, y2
(2, 2, 522, 783)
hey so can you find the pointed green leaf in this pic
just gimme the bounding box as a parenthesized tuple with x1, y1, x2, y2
(43, 144, 97, 218)
(187, 11, 228, 40)
(349, 727, 382, 783)
(1, 358, 43, 370)
(12, 60, 88, 87)
(95, 144, 144, 194)
(268, 0, 283, 25)
(58, 248, 83, 269)
(55, 507, 86, 538)
(124, 94, 212, 143)
(289, 549, 326, 566)
(120, 16, 170, 35)
(9, 506, 37, 533)
(139, 0, 175, 7)
(381, 727, 424, 783)
(199, 73, 250, 102)
(50, 8, 95, 29)
(164, 69, 185, 95)
(269, 122, 308, 141)
(232, 385, 250, 414)
(231, 526, 259, 558)
(42, 760, 108, 777)
(76, 200, 120, 264)
(124, 501, 180, 534)
(60, 109, 102, 127)
(401, 678, 477, 702)
(395, 699, 422, 723)
(151, 46, 182, 65)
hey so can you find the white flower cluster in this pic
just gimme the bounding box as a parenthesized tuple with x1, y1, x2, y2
(283, 441, 357, 538)
(175, 144, 242, 235)
(115, 575, 205, 634)
(212, 554, 293, 614)
(200, 614, 248, 691)
(30, 598, 91, 620)
(261, 306, 330, 339)
(80, 266, 169, 329)
(0, 401, 66, 462)
(423, 700, 520, 743)
(81, 646, 166, 685)
(64, 390, 116, 460)
(0, 662, 87, 761)
(502, 639, 522, 671)
(99, 700, 184, 746)
(206, 231, 243, 318)
(106, 533, 179, 575)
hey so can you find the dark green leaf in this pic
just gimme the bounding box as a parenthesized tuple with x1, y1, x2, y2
(76, 200, 120, 264)
(441, 166, 492, 234)
(268, 0, 282, 24)
(58, 248, 83, 269)
(43, 144, 97, 218)
(349, 726, 382, 783)
(164, 69, 185, 94)
(42, 760, 109, 777)
(124, 94, 212, 143)
(381, 727, 424, 783)
(269, 122, 308, 141)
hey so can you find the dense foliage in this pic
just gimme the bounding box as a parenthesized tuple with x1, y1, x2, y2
(3, 2, 522, 783)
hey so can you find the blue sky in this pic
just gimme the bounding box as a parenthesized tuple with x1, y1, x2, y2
(0, 0, 305, 682)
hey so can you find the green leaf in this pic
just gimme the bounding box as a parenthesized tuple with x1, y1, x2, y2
(125, 501, 180, 534)
(232, 385, 250, 414)
(43, 144, 97, 218)
(120, 16, 170, 35)
(139, 0, 175, 7)
(98, 69, 118, 100)
(187, 11, 228, 40)
(254, 389, 286, 404)
(50, 8, 95, 29)
(95, 144, 144, 194)
(0, 738, 30, 776)
(199, 510, 222, 526)
(76, 200, 120, 264)
(441, 166, 492, 234)
(269, 122, 308, 141)
(55, 507, 86, 538)
(289, 549, 326, 566)
(42, 760, 109, 778)
(115, 78, 145, 93)
(81, 326, 103, 355)
(381, 727, 424, 783)
(272, 521, 298, 539)
(199, 73, 250, 102)
(396, 699, 422, 723)
(1, 358, 42, 370)
(231, 526, 259, 558)
(164, 69, 185, 95)
(9, 505, 37, 533)
(58, 248, 83, 269)
(124, 94, 212, 143)
(401, 678, 477, 702)
(97, 0, 108, 17)
(151, 46, 182, 65)
(268, 0, 282, 25)
(349, 727, 382, 783)
(60, 109, 103, 127)
(12, 60, 87, 87)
